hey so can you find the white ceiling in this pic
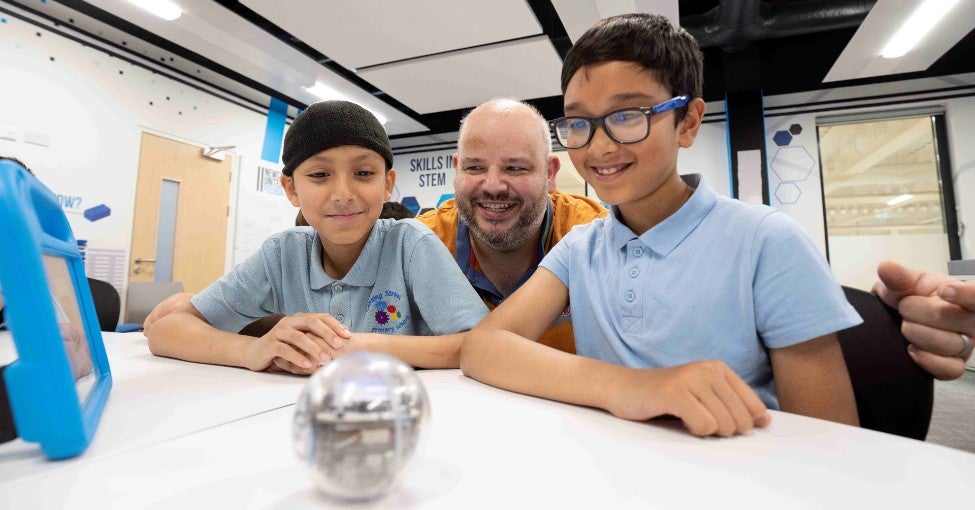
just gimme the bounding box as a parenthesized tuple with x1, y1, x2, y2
(359, 36, 564, 115)
(2, 0, 973, 145)
(240, 0, 543, 70)
(553, 0, 679, 42)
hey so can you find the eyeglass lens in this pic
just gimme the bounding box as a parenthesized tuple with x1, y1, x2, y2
(554, 109, 650, 149)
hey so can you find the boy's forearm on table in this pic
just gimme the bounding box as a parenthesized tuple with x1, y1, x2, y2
(460, 326, 626, 412)
(146, 312, 251, 368)
(355, 332, 463, 369)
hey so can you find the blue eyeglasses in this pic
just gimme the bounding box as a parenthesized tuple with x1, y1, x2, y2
(548, 95, 690, 149)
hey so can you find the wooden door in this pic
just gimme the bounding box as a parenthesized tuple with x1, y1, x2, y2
(129, 133, 231, 293)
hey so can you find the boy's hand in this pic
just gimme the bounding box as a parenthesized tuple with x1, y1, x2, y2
(244, 313, 351, 374)
(269, 332, 375, 375)
(609, 360, 771, 437)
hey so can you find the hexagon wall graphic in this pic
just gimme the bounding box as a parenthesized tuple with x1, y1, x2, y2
(772, 130, 793, 146)
(771, 146, 815, 182)
(400, 196, 420, 215)
(774, 182, 801, 204)
(436, 193, 455, 207)
(789, 123, 803, 135)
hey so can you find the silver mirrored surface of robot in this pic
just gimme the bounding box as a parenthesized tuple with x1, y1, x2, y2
(292, 352, 429, 501)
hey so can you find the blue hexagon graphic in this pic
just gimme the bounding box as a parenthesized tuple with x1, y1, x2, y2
(772, 130, 793, 146)
(436, 193, 455, 207)
(774, 182, 802, 204)
(400, 196, 420, 215)
(789, 123, 803, 135)
(771, 146, 815, 182)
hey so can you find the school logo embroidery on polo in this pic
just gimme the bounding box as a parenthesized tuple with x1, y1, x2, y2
(367, 290, 411, 333)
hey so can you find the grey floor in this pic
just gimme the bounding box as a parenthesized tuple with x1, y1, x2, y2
(925, 369, 975, 453)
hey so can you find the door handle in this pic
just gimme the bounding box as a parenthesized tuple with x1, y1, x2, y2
(134, 258, 157, 264)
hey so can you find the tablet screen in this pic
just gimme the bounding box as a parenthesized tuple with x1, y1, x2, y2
(42, 255, 95, 404)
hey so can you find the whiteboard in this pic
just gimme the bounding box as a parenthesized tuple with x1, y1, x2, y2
(232, 157, 299, 267)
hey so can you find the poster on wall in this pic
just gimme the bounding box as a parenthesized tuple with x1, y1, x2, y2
(391, 149, 457, 216)
(232, 157, 300, 266)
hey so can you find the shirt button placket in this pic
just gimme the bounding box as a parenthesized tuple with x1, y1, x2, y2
(622, 241, 647, 319)
(331, 283, 348, 326)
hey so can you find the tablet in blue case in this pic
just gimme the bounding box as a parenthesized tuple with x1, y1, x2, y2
(0, 160, 112, 459)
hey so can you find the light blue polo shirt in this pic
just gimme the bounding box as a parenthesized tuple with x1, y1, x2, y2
(540, 174, 862, 409)
(192, 219, 489, 336)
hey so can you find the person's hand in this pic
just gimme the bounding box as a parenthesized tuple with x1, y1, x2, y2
(60, 323, 93, 379)
(608, 360, 771, 437)
(244, 313, 352, 374)
(143, 292, 195, 330)
(268, 332, 373, 375)
(874, 260, 975, 380)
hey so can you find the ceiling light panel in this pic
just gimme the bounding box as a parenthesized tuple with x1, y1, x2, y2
(825, 0, 975, 82)
(358, 37, 563, 115)
(239, 0, 543, 69)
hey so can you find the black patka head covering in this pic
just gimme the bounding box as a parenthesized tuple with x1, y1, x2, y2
(281, 100, 393, 176)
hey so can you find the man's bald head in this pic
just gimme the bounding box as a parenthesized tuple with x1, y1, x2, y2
(458, 98, 552, 161)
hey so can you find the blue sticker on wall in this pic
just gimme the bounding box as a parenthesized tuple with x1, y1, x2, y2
(83, 204, 111, 222)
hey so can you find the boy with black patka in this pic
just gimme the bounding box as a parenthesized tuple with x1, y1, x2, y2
(147, 101, 488, 374)
(460, 14, 862, 437)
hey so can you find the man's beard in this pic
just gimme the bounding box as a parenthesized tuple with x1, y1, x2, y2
(457, 193, 546, 253)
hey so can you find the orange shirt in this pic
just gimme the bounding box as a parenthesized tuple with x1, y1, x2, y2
(417, 191, 607, 353)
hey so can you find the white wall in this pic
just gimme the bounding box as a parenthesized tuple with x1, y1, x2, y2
(0, 14, 285, 300)
(681, 116, 731, 197)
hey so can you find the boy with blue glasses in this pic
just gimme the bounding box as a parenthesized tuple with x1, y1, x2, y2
(461, 13, 861, 437)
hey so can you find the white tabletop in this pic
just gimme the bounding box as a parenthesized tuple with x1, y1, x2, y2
(2, 333, 975, 508)
(0, 332, 307, 482)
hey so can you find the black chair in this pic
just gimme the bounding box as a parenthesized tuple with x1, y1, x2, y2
(86, 278, 120, 332)
(836, 286, 933, 440)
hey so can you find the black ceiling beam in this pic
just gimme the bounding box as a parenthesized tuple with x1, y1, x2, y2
(682, 0, 875, 51)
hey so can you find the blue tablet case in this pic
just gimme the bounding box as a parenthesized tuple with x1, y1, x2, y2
(0, 160, 112, 459)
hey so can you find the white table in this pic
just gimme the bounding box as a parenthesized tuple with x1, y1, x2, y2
(2, 333, 975, 508)
(0, 332, 307, 482)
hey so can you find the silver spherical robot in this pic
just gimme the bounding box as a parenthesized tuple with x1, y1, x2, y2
(292, 352, 429, 501)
